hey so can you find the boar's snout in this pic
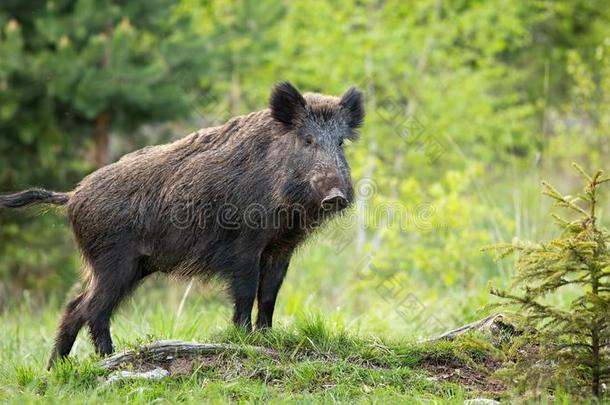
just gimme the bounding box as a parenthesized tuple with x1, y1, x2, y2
(311, 172, 350, 212)
(311, 171, 349, 211)
(321, 188, 348, 211)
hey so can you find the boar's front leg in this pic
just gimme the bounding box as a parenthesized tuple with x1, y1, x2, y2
(229, 259, 261, 331)
(256, 254, 290, 330)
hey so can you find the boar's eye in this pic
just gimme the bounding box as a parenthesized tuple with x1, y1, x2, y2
(338, 138, 344, 147)
(304, 135, 314, 145)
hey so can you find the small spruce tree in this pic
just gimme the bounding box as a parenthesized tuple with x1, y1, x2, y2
(489, 163, 609, 399)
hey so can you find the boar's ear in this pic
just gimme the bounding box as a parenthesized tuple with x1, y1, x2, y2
(270, 82, 306, 128)
(340, 87, 364, 129)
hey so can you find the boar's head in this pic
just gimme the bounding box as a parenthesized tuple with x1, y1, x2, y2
(269, 82, 364, 214)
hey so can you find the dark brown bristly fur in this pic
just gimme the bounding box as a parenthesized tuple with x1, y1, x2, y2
(0, 82, 365, 369)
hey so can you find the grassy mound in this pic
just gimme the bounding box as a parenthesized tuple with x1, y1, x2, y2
(2, 317, 505, 404)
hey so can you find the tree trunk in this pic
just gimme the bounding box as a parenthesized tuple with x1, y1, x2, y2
(94, 112, 110, 168)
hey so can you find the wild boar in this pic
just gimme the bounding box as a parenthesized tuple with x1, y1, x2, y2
(0, 82, 364, 368)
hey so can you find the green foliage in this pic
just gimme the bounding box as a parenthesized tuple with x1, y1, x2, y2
(0, 0, 206, 296)
(547, 43, 610, 168)
(489, 163, 610, 399)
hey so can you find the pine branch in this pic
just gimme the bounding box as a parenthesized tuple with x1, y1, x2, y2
(542, 181, 589, 216)
(572, 162, 594, 183)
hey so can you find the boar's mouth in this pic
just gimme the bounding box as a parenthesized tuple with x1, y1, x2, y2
(320, 188, 348, 211)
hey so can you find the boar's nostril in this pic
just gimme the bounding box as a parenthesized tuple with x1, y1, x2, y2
(321, 188, 348, 211)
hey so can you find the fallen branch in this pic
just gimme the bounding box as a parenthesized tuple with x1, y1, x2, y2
(98, 340, 278, 370)
(424, 313, 515, 343)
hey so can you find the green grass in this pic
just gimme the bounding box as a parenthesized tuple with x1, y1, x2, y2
(1, 283, 598, 404)
(0, 287, 505, 404)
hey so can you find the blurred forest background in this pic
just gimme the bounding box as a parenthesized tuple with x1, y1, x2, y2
(0, 0, 609, 338)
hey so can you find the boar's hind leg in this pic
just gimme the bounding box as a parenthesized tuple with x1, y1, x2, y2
(85, 252, 148, 357)
(256, 255, 290, 330)
(47, 292, 87, 369)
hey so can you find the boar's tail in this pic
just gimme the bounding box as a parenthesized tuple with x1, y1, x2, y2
(0, 189, 71, 209)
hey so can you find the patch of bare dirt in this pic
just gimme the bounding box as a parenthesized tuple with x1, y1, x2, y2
(421, 355, 506, 398)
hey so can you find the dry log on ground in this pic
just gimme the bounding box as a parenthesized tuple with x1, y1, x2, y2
(424, 313, 516, 343)
(98, 340, 278, 370)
